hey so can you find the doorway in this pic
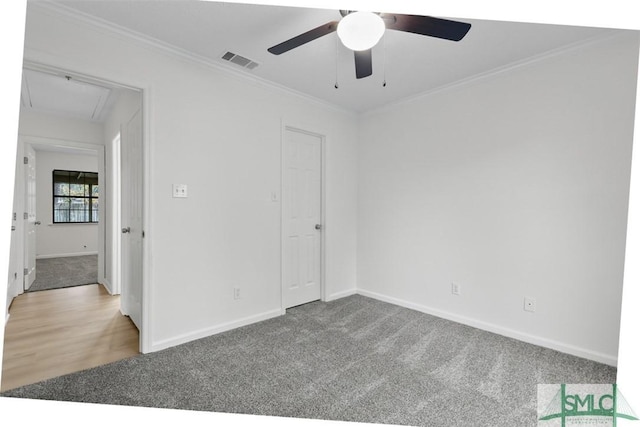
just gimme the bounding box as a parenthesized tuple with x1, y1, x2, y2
(22, 143, 102, 294)
(4, 63, 146, 356)
(281, 125, 325, 309)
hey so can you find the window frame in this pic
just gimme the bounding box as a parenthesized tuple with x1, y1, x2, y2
(52, 169, 99, 224)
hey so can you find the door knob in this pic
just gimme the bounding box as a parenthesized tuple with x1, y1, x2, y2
(35, 221, 41, 225)
(315, 224, 322, 230)
(122, 227, 131, 234)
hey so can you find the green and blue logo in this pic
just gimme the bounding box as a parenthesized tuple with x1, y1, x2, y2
(538, 384, 638, 426)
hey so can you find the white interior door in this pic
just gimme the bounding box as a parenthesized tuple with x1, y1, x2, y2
(7, 215, 20, 314)
(8, 209, 18, 293)
(7, 164, 21, 311)
(120, 109, 143, 330)
(23, 144, 37, 290)
(282, 127, 323, 309)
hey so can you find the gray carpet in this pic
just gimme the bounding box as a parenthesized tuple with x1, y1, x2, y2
(1, 295, 616, 426)
(27, 255, 98, 292)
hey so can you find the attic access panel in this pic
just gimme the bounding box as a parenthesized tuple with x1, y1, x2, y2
(21, 68, 112, 121)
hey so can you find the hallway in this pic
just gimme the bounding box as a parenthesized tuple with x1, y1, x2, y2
(1, 284, 139, 392)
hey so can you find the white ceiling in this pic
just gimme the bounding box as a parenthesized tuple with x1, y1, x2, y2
(21, 68, 114, 121)
(43, 1, 622, 113)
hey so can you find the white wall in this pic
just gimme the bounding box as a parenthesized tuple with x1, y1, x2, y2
(18, 109, 104, 145)
(34, 150, 99, 258)
(357, 32, 639, 365)
(22, 3, 359, 351)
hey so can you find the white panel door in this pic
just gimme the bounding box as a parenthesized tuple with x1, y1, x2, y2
(7, 215, 20, 309)
(23, 144, 37, 290)
(283, 128, 322, 309)
(121, 109, 143, 330)
(8, 163, 21, 303)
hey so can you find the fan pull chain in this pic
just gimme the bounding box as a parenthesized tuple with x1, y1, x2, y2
(382, 32, 387, 88)
(334, 35, 339, 89)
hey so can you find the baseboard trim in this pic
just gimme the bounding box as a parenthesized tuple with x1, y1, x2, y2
(357, 289, 618, 367)
(101, 278, 114, 295)
(150, 308, 283, 353)
(325, 288, 358, 302)
(36, 251, 98, 259)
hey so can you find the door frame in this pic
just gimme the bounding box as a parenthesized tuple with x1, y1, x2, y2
(23, 142, 36, 291)
(110, 133, 122, 297)
(19, 61, 151, 354)
(280, 121, 328, 313)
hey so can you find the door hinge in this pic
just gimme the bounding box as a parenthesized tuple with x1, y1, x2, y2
(24, 268, 28, 276)
(142, 230, 145, 238)
(24, 156, 28, 164)
(24, 212, 28, 220)
(13, 212, 17, 221)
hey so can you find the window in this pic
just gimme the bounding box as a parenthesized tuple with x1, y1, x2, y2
(53, 170, 99, 223)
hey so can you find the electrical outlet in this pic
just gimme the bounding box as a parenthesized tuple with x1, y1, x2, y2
(524, 297, 536, 313)
(233, 287, 241, 300)
(451, 282, 461, 295)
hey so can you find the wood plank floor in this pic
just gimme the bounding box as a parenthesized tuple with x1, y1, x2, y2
(1, 284, 139, 392)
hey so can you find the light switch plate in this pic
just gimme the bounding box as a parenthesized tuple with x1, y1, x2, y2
(173, 184, 188, 198)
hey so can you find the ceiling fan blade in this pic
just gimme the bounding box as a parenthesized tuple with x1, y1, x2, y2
(354, 49, 373, 79)
(381, 14, 471, 41)
(268, 21, 339, 55)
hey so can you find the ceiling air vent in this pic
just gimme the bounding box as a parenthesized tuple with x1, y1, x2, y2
(221, 51, 259, 70)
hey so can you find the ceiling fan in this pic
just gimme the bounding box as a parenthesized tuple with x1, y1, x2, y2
(268, 10, 471, 80)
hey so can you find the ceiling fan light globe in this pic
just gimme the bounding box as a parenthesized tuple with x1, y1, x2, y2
(337, 11, 385, 51)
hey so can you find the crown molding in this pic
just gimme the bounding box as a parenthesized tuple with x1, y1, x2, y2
(362, 29, 631, 117)
(28, 2, 633, 119)
(30, 1, 358, 118)
(360, 30, 629, 118)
